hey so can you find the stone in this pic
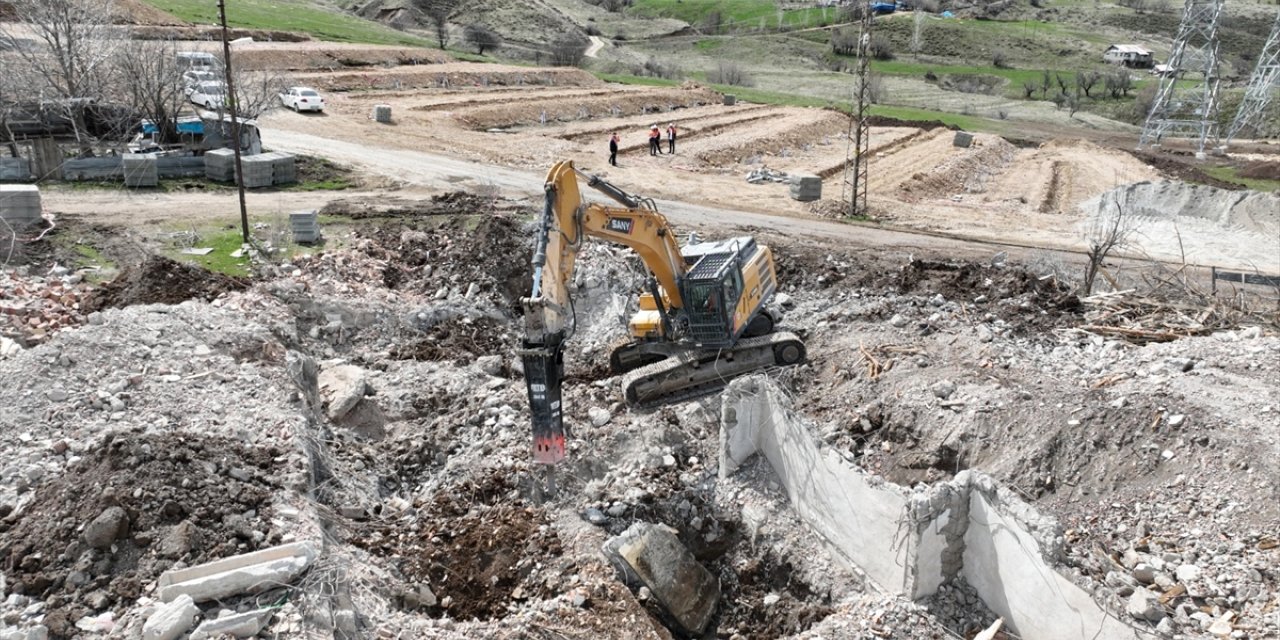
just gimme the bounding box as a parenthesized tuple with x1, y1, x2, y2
(47, 389, 68, 402)
(1127, 589, 1165, 622)
(889, 314, 910, 328)
(84, 507, 129, 550)
(143, 594, 199, 640)
(1167, 357, 1194, 372)
(193, 345, 212, 357)
(159, 521, 202, 559)
(603, 522, 719, 635)
(317, 365, 368, 421)
(1175, 564, 1201, 582)
(774, 292, 793, 308)
(588, 407, 611, 427)
(1167, 414, 1185, 427)
(190, 609, 271, 639)
(476, 355, 503, 377)
(977, 325, 994, 343)
(762, 593, 781, 607)
(583, 508, 608, 526)
(1133, 563, 1157, 584)
(1207, 611, 1234, 635)
(932, 380, 957, 400)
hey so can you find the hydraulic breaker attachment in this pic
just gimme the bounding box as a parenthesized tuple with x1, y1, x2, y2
(521, 342, 566, 464)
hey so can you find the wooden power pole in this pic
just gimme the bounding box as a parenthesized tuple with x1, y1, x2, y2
(217, 0, 250, 243)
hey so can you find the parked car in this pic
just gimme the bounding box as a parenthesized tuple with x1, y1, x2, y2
(190, 82, 228, 110)
(177, 51, 219, 72)
(279, 87, 326, 113)
(182, 70, 220, 96)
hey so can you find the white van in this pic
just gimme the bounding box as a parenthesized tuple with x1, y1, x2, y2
(177, 51, 220, 71)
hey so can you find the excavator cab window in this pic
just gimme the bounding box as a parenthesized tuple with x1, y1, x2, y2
(684, 276, 735, 347)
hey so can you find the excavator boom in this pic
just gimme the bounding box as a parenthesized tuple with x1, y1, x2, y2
(520, 160, 804, 465)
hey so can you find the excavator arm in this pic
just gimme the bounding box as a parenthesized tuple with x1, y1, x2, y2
(520, 160, 688, 464)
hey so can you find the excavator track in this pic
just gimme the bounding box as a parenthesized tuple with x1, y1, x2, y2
(620, 332, 805, 407)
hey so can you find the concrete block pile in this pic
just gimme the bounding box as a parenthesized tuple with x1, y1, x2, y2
(789, 173, 822, 202)
(262, 152, 297, 185)
(123, 153, 159, 188)
(203, 148, 236, 182)
(290, 210, 320, 244)
(373, 104, 392, 123)
(0, 185, 42, 228)
(238, 155, 274, 188)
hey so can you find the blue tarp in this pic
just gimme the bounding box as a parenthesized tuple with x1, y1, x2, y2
(141, 117, 204, 135)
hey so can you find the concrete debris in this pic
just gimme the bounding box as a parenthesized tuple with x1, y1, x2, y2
(142, 594, 200, 640)
(157, 541, 318, 603)
(604, 522, 720, 635)
(1126, 589, 1164, 622)
(0, 269, 93, 347)
(318, 364, 369, 420)
(746, 167, 789, 184)
(189, 608, 272, 639)
(588, 407, 612, 427)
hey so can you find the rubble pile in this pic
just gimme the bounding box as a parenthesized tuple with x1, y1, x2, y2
(0, 267, 93, 353)
(745, 167, 789, 184)
(1, 198, 1277, 639)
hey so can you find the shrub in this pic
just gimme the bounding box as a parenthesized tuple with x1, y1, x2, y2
(708, 61, 754, 87)
(869, 34, 894, 60)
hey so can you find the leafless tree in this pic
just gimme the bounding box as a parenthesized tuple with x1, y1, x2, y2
(549, 34, 587, 67)
(708, 62, 754, 87)
(113, 39, 186, 145)
(1083, 200, 1135, 294)
(227, 68, 291, 120)
(1077, 70, 1101, 98)
(1022, 79, 1038, 99)
(0, 60, 30, 157)
(462, 24, 502, 55)
(0, 0, 124, 151)
(416, 0, 458, 50)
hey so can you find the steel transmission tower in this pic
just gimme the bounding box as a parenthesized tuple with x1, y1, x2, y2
(842, 6, 874, 218)
(1226, 11, 1280, 146)
(1138, 0, 1225, 156)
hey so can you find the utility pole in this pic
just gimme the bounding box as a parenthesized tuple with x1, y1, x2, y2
(842, 6, 873, 218)
(217, 0, 250, 243)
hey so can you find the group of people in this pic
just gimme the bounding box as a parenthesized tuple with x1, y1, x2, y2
(608, 124, 677, 166)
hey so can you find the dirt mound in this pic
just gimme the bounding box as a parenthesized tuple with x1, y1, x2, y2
(83, 256, 248, 312)
(369, 210, 531, 306)
(321, 191, 511, 220)
(900, 137, 1018, 200)
(353, 471, 562, 620)
(232, 45, 450, 72)
(0, 433, 282, 636)
(1240, 160, 1280, 180)
(1127, 150, 1241, 190)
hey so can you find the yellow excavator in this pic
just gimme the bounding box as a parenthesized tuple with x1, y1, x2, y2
(520, 160, 806, 464)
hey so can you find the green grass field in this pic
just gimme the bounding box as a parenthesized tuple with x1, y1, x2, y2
(142, 0, 432, 46)
(631, 0, 848, 31)
(1203, 166, 1280, 192)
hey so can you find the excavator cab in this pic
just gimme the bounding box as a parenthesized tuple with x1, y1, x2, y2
(680, 237, 764, 348)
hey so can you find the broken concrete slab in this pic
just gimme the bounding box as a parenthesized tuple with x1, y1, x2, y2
(720, 376, 1153, 640)
(603, 522, 720, 636)
(189, 608, 272, 639)
(142, 594, 199, 640)
(157, 541, 317, 603)
(318, 364, 368, 420)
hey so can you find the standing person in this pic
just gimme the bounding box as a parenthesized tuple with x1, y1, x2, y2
(609, 133, 619, 166)
(667, 123, 677, 154)
(649, 125, 661, 156)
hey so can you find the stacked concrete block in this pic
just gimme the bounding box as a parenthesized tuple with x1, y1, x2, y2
(723, 95, 737, 106)
(238, 155, 274, 188)
(123, 153, 159, 188)
(290, 210, 321, 244)
(953, 132, 974, 148)
(264, 152, 297, 185)
(372, 104, 392, 123)
(0, 184, 43, 228)
(0, 158, 32, 181)
(204, 148, 237, 182)
(788, 173, 822, 202)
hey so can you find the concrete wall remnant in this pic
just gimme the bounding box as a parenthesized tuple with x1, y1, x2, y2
(720, 376, 1153, 640)
(157, 541, 317, 603)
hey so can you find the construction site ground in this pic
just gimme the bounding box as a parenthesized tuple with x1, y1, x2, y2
(3, 43, 1280, 640)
